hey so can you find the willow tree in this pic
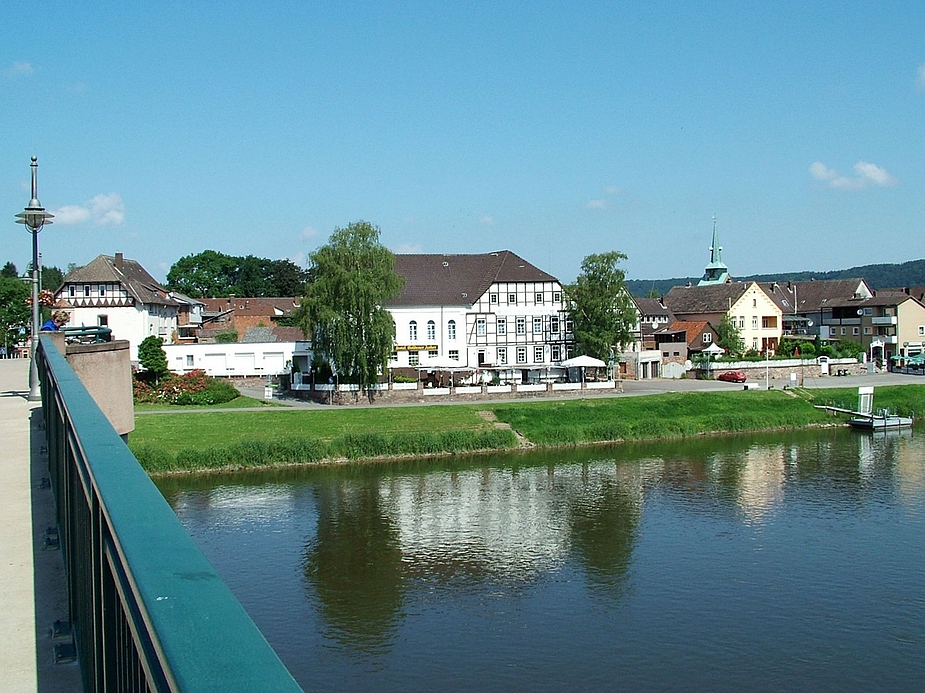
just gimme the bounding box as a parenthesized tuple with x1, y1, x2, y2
(566, 251, 637, 360)
(299, 221, 404, 390)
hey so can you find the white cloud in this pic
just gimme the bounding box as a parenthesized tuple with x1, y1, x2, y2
(854, 160, 897, 187)
(586, 199, 609, 210)
(300, 226, 319, 240)
(52, 193, 125, 226)
(809, 161, 897, 191)
(917, 64, 925, 90)
(603, 185, 622, 196)
(479, 215, 495, 225)
(287, 251, 308, 267)
(3, 62, 35, 78)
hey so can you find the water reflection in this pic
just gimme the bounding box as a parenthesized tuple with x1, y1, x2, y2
(155, 427, 925, 692)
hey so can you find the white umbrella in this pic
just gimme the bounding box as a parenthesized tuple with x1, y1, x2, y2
(702, 343, 725, 357)
(561, 354, 607, 368)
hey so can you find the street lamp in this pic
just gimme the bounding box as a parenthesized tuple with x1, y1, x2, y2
(15, 156, 54, 401)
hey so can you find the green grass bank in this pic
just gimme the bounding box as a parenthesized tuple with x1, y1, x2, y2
(128, 384, 925, 475)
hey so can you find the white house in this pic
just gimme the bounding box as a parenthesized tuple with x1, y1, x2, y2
(387, 251, 573, 378)
(55, 252, 181, 360)
(163, 342, 295, 377)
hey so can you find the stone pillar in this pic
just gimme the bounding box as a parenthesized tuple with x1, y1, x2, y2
(65, 340, 135, 438)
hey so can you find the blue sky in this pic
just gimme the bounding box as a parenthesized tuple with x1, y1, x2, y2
(2, 2, 923, 284)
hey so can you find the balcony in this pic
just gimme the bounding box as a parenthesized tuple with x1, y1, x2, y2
(823, 317, 861, 326)
(871, 316, 898, 325)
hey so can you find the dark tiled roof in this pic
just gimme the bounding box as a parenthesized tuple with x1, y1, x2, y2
(633, 297, 671, 317)
(784, 278, 870, 313)
(829, 294, 925, 309)
(388, 251, 558, 307)
(663, 283, 751, 314)
(201, 297, 300, 317)
(63, 254, 178, 306)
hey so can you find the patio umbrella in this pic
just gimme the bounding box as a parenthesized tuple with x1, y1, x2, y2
(560, 354, 607, 368)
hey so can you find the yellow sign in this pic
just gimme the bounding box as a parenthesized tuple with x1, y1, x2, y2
(393, 344, 438, 351)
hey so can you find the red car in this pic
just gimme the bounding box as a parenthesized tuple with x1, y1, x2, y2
(717, 370, 747, 383)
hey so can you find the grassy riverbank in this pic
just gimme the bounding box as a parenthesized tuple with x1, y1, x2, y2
(127, 385, 925, 475)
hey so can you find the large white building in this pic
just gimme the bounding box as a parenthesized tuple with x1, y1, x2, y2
(387, 251, 573, 376)
(55, 253, 189, 360)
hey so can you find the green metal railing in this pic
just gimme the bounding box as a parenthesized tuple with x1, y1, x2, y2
(37, 336, 303, 692)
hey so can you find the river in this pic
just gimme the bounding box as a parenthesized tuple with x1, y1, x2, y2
(156, 427, 925, 692)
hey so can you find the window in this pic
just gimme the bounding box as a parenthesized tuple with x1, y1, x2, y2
(702, 332, 712, 343)
(550, 316, 560, 333)
(864, 327, 872, 335)
(186, 355, 194, 367)
(497, 347, 507, 364)
(516, 317, 526, 334)
(508, 293, 517, 304)
(752, 338, 759, 350)
(427, 320, 436, 341)
(752, 316, 758, 329)
(69, 285, 75, 297)
(852, 327, 859, 335)
(449, 349, 459, 361)
(551, 344, 561, 361)
(863, 308, 873, 316)
(841, 327, 846, 335)
(566, 319, 573, 334)
(428, 349, 438, 358)
(98, 315, 108, 327)
(409, 351, 419, 366)
(534, 346, 544, 363)
(447, 320, 456, 340)
(753, 298, 757, 307)
(84, 285, 91, 297)
(516, 347, 527, 364)
(920, 326, 925, 336)
(409, 320, 418, 341)
(738, 316, 744, 329)
(553, 292, 561, 303)
(497, 318, 506, 335)
(98, 284, 106, 297)
(762, 316, 777, 329)
(535, 292, 544, 304)
(490, 293, 498, 304)
(477, 318, 487, 336)
(533, 317, 543, 334)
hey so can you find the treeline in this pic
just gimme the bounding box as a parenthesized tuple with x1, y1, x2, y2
(165, 250, 310, 298)
(626, 258, 925, 297)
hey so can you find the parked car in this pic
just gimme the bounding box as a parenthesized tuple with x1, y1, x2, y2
(717, 370, 747, 383)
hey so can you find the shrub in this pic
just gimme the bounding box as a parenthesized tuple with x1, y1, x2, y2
(132, 369, 240, 405)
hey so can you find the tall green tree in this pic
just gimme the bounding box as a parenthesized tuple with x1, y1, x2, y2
(42, 265, 65, 293)
(715, 314, 745, 357)
(137, 335, 170, 381)
(0, 276, 30, 352)
(566, 252, 637, 359)
(298, 221, 404, 389)
(166, 250, 309, 297)
(1, 262, 18, 278)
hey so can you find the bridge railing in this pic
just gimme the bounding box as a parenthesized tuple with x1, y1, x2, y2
(37, 336, 303, 692)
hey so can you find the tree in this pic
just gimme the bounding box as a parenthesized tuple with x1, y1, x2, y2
(138, 336, 170, 381)
(269, 258, 310, 296)
(1, 262, 18, 278)
(715, 314, 745, 357)
(42, 265, 66, 293)
(566, 252, 637, 360)
(298, 221, 404, 390)
(0, 276, 30, 352)
(166, 250, 240, 297)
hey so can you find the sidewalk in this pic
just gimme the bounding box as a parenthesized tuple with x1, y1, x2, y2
(0, 358, 81, 692)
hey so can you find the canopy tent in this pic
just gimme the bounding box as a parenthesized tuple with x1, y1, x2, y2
(560, 354, 607, 368)
(702, 343, 725, 357)
(420, 355, 470, 370)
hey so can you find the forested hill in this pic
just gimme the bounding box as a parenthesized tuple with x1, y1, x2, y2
(625, 258, 925, 298)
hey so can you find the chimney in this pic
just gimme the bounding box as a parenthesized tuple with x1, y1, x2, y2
(115, 252, 124, 269)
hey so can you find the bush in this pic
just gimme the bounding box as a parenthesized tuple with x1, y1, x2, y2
(133, 369, 240, 405)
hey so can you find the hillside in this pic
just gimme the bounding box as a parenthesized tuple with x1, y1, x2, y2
(626, 258, 925, 297)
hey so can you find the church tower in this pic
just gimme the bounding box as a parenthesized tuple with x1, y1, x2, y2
(698, 215, 730, 285)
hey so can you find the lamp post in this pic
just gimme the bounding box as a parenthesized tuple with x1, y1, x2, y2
(15, 156, 54, 401)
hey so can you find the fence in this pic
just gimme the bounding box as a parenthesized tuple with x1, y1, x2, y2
(37, 336, 302, 692)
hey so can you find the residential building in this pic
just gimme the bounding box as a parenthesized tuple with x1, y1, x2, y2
(763, 278, 873, 344)
(663, 282, 783, 354)
(824, 292, 925, 362)
(633, 296, 674, 351)
(200, 297, 301, 342)
(56, 252, 180, 360)
(387, 251, 571, 377)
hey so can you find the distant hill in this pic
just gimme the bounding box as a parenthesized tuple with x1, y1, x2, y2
(626, 259, 925, 297)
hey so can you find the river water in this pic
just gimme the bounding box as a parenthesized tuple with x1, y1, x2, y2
(156, 428, 925, 692)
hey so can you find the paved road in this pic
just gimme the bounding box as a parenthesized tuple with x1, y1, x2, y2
(214, 369, 922, 412)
